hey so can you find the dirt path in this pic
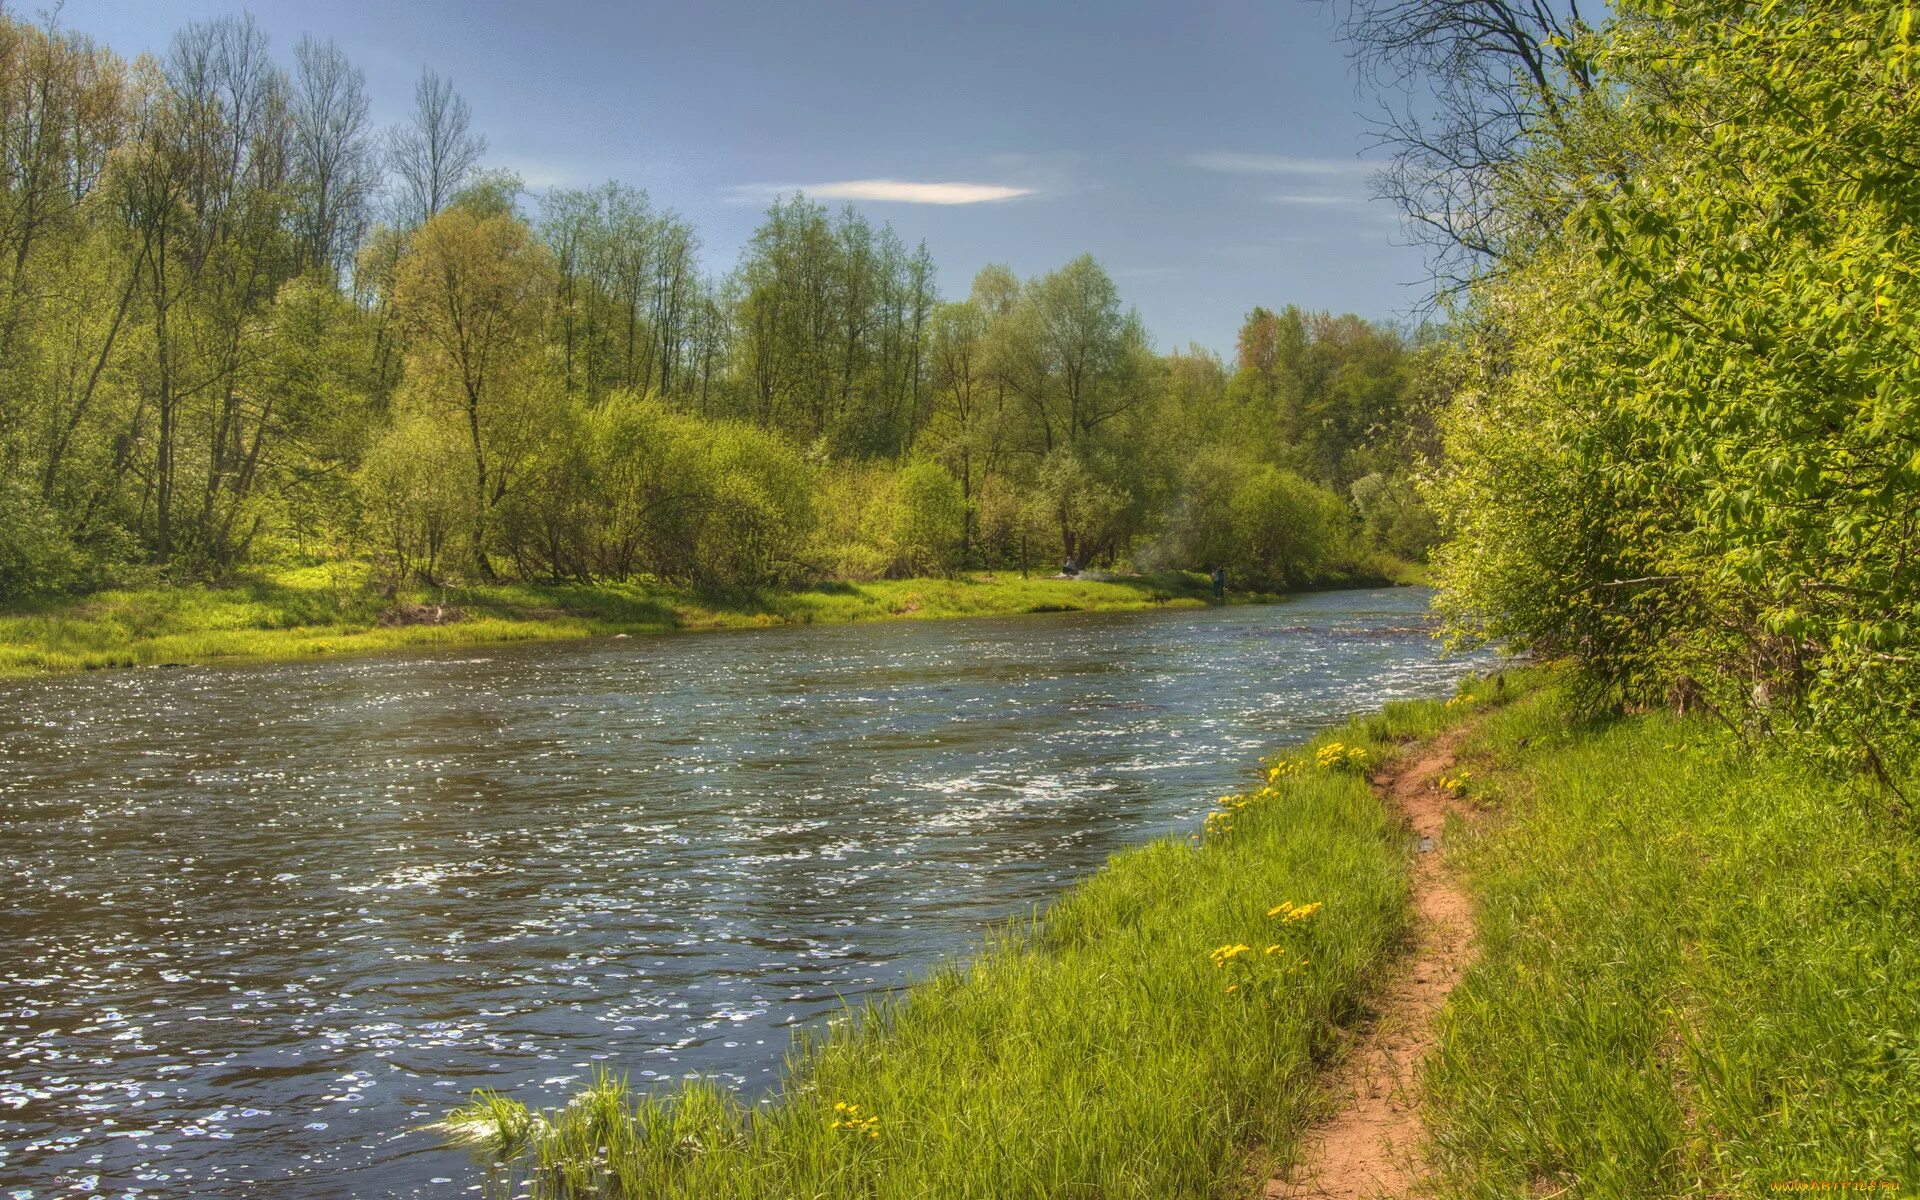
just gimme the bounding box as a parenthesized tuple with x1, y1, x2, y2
(1267, 726, 1480, 1200)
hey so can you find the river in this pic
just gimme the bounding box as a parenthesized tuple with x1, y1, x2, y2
(0, 587, 1480, 1197)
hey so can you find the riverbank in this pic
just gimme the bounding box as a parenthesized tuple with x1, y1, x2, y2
(0, 563, 1416, 678)
(444, 673, 1515, 1199)
(446, 672, 1919, 1197)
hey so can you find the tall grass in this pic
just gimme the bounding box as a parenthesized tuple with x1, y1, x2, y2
(1428, 686, 1920, 1195)
(443, 676, 1517, 1199)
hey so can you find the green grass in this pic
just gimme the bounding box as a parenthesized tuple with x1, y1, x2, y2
(442, 675, 1518, 1200)
(1427, 681, 1920, 1196)
(0, 563, 1418, 677)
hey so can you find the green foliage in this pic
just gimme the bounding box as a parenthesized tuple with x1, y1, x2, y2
(891, 461, 966, 576)
(1349, 472, 1436, 561)
(691, 421, 816, 587)
(1431, 0, 1920, 778)
(728, 195, 934, 455)
(1428, 683, 1920, 1195)
(806, 464, 901, 581)
(357, 411, 474, 585)
(1227, 465, 1351, 589)
(1162, 450, 1355, 590)
(0, 9, 1432, 609)
(0, 478, 122, 602)
(1227, 306, 1431, 489)
(0, 567, 1247, 677)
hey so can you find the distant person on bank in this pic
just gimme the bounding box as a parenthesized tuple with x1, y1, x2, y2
(1211, 565, 1226, 602)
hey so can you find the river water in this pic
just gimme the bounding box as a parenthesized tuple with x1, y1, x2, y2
(0, 587, 1478, 1198)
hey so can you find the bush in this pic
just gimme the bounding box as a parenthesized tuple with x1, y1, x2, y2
(807, 465, 900, 582)
(690, 421, 816, 587)
(1350, 471, 1437, 562)
(892, 463, 965, 577)
(1165, 451, 1353, 589)
(0, 479, 121, 603)
(1429, 0, 1920, 778)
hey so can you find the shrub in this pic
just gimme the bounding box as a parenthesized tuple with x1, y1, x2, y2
(891, 462, 966, 577)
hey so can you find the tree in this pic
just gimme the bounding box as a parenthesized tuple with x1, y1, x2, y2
(385, 68, 484, 226)
(1424, 0, 1920, 783)
(986, 256, 1152, 560)
(892, 461, 965, 576)
(923, 297, 1004, 561)
(158, 13, 299, 572)
(391, 205, 552, 576)
(0, 5, 1443, 604)
(289, 35, 374, 281)
(729, 196, 935, 453)
(1332, 0, 1595, 291)
(357, 409, 472, 585)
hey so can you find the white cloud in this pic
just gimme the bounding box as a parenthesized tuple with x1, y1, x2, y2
(727, 178, 1036, 205)
(1266, 192, 1348, 206)
(1191, 152, 1377, 177)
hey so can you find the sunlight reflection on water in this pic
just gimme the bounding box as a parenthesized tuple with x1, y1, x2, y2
(0, 587, 1486, 1197)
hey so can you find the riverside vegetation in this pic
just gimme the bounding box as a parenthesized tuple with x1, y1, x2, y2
(1357, 0, 1920, 1190)
(0, 9, 1438, 662)
(451, 669, 1920, 1198)
(0, 565, 1350, 676)
(1427, 681, 1920, 1196)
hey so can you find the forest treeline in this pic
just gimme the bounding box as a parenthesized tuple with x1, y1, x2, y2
(0, 12, 1438, 604)
(1389, 0, 1920, 779)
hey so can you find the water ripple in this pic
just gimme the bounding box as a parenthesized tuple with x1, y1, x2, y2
(0, 588, 1485, 1197)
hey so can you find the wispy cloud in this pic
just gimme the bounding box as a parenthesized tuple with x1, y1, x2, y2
(727, 178, 1036, 205)
(1266, 192, 1348, 206)
(1190, 152, 1377, 177)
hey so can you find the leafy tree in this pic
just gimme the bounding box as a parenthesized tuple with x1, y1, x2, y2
(390, 204, 555, 577)
(357, 410, 472, 586)
(892, 461, 966, 576)
(1422, 0, 1920, 782)
(1165, 449, 1352, 589)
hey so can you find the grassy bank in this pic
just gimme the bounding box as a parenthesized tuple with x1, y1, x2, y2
(0, 563, 1415, 678)
(443, 675, 1514, 1200)
(1427, 682, 1920, 1195)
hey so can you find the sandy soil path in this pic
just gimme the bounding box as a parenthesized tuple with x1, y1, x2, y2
(1266, 726, 1479, 1200)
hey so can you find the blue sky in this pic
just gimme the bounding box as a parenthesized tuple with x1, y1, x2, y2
(61, 0, 1429, 355)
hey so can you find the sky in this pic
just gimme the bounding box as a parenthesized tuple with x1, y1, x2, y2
(56, 0, 1432, 356)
